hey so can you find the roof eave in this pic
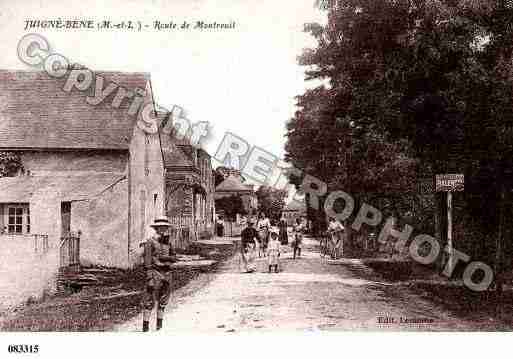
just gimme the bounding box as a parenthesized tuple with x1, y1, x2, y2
(0, 146, 130, 151)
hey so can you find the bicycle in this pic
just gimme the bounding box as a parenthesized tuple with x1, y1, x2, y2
(319, 232, 331, 262)
(320, 231, 343, 261)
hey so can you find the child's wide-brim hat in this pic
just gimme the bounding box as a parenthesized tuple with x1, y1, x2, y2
(150, 216, 172, 228)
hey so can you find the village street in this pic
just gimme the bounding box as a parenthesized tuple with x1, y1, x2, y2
(117, 238, 508, 332)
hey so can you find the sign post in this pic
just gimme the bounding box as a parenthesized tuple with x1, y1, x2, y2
(447, 191, 453, 269)
(436, 174, 464, 270)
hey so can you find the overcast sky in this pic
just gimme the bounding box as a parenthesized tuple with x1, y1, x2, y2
(0, 0, 325, 165)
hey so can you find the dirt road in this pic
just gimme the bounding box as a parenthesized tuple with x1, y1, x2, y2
(117, 238, 507, 332)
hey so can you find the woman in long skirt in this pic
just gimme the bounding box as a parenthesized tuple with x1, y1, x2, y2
(267, 228, 281, 273)
(246, 238, 258, 272)
(257, 213, 270, 257)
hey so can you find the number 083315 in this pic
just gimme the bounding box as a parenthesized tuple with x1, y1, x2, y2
(7, 345, 39, 354)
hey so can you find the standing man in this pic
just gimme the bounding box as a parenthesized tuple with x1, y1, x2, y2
(141, 216, 177, 332)
(240, 221, 259, 273)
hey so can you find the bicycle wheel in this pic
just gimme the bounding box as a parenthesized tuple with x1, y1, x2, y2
(320, 237, 328, 259)
(333, 245, 340, 260)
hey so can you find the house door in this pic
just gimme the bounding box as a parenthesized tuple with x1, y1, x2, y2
(61, 202, 71, 236)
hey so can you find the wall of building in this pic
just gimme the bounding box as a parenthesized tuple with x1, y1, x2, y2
(18, 150, 127, 176)
(71, 179, 129, 268)
(0, 150, 130, 256)
(30, 193, 62, 250)
(0, 235, 59, 312)
(166, 184, 194, 218)
(128, 103, 165, 266)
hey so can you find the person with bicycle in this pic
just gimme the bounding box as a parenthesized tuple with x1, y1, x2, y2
(327, 217, 344, 259)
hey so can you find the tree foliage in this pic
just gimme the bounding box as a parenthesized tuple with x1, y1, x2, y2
(255, 186, 288, 222)
(286, 0, 513, 249)
(215, 195, 247, 221)
(0, 152, 23, 177)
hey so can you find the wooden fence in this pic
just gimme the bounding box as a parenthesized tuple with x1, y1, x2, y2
(223, 221, 243, 237)
(168, 217, 213, 249)
(33, 234, 49, 256)
(168, 226, 190, 251)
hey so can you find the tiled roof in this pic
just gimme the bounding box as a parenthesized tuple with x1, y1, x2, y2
(215, 175, 252, 193)
(0, 174, 125, 202)
(0, 70, 151, 149)
(160, 133, 196, 168)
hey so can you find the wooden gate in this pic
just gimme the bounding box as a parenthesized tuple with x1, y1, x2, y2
(169, 226, 190, 251)
(60, 232, 80, 270)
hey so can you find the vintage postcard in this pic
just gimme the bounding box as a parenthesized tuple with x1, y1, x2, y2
(0, 0, 512, 356)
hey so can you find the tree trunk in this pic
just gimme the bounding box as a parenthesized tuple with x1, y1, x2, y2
(495, 184, 504, 317)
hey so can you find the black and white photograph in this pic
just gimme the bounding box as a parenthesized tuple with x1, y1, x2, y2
(0, 0, 512, 357)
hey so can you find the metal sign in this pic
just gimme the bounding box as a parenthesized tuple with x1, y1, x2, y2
(435, 174, 464, 192)
(417, 178, 435, 194)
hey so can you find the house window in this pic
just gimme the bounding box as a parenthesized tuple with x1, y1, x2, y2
(6, 204, 30, 234)
(27, 207, 30, 233)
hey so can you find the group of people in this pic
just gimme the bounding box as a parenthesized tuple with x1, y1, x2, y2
(137, 213, 340, 332)
(240, 213, 306, 273)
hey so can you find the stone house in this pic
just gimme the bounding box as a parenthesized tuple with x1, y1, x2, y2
(0, 69, 214, 269)
(161, 135, 215, 240)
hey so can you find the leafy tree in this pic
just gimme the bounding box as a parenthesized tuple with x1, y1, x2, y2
(255, 186, 287, 222)
(286, 0, 513, 265)
(215, 195, 247, 221)
(0, 152, 24, 177)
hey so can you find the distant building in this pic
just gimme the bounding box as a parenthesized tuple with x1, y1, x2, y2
(282, 200, 307, 226)
(216, 167, 246, 183)
(161, 133, 215, 240)
(215, 174, 257, 213)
